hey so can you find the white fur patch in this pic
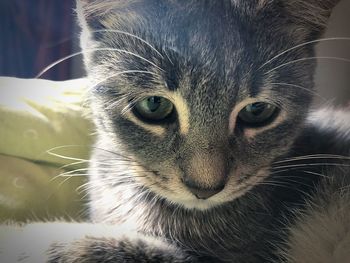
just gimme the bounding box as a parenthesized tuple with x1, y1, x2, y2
(281, 176, 350, 262)
(307, 107, 350, 140)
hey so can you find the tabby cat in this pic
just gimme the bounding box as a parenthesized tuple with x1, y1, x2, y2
(2, 0, 350, 262)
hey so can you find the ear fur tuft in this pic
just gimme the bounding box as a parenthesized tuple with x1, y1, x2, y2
(285, 0, 341, 30)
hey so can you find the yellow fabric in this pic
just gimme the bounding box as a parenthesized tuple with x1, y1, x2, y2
(0, 155, 86, 222)
(0, 77, 95, 222)
(0, 77, 94, 166)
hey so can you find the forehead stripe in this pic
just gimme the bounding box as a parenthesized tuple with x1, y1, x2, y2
(170, 92, 190, 135)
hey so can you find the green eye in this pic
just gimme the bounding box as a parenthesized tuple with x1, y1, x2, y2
(134, 96, 174, 122)
(238, 102, 278, 126)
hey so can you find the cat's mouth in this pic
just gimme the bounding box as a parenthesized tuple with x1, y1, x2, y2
(135, 166, 270, 210)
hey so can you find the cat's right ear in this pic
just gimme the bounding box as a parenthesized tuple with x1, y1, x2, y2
(76, 0, 110, 31)
(76, 0, 138, 30)
(76, 0, 117, 67)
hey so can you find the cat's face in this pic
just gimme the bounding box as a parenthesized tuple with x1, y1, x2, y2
(78, 0, 339, 209)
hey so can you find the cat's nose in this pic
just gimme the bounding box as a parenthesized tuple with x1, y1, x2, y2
(184, 179, 225, 199)
(180, 150, 228, 199)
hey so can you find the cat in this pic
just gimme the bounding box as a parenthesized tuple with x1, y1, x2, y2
(1, 0, 350, 262)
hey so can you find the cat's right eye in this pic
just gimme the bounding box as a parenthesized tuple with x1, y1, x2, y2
(238, 102, 279, 127)
(133, 96, 174, 122)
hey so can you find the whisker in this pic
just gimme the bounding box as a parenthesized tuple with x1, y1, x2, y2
(266, 173, 315, 187)
(76, 174, 149, 193)
(44, 144, 134, 161)
(54, 164, 154, 180)
(105, 93, 134, 111)
(252, 181, 309, 193)
(60, 158, 147, 171)
(264, 56, 350, 75)
(75, 181, 91, 193)
(238, 179, 298, 194)
(162, 48, 174, 66)
(273, 154, 350, 164)
(258, 37, 350, 70)
(91, 70, 159, 90)
(90, 146, 134, 160)
(46, 149, 88, 162)
(57, 176, 77, 188)
(268, 169, 295, 175)
(60, 160, 90, 169)
(272, 162, 350, 170)
(97, 89, 154, 110)
(301, 170, 330, 179)
(255, 181, 295, 189)
(90, 29, 164, 59)
(50, 168, 88, 182)
(269, 82, 327, 102)
(35, 48, 164, 78)
(35, 50, 86, 78)
(120, 96, 144, 116)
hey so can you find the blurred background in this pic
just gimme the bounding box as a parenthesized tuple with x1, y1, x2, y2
(0, 0, 90, 222)
(0, 0, 349, 105)
(315, 0, 350, 106)
(0, 0, 84, 81)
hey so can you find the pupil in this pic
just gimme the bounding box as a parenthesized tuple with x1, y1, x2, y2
(147, 96, 161, 112)
(249, 103, 266, 116)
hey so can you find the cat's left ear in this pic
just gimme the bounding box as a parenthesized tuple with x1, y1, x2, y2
(284, 0, 341, 35)
(252, 0, 341, 37)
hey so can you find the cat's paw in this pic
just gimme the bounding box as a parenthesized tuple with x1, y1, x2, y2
(0, 222, 194, 263)
(47, 235, 192, 263)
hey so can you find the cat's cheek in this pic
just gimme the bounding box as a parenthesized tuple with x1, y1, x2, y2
(110, 116, 168, 161)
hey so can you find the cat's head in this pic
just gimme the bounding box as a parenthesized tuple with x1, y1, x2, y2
(77, 0, 339, 210)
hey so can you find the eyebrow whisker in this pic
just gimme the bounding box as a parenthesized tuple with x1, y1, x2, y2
(269, 82, 328, 102)
(35, 48, 164, 78)
(90, 29, 164, 60)
(258, 37, 350, 70)
(264, 56, 350, 75)
(91, 70, 159, 89)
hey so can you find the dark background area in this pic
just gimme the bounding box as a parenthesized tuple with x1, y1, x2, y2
(0, 0, 349, 105)
(0, 0, 84, 80)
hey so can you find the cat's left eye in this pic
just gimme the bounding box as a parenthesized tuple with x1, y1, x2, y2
(238, 102, 278, 127)
(133, 96, 174, 122)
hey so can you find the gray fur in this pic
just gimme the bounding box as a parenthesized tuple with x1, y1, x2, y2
(1, 0, 349, 262)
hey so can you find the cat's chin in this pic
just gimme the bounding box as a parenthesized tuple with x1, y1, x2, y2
(160, 186, 250, 211)
(167, 197, 224, 211)
(146, 184, 227, 210)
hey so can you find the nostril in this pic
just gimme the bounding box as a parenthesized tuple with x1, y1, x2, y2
(190, 186, 224, 199)
(184, 181, 225, 199)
